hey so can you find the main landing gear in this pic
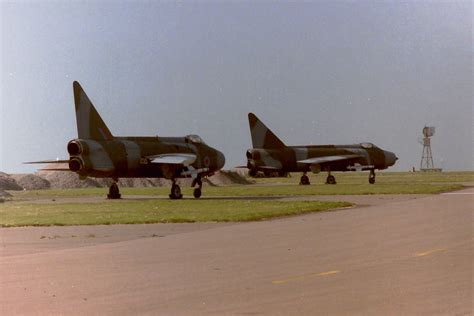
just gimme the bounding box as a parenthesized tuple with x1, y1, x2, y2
(107, 179, 121, 199)
(326, 171, 336, 185)
(369, 169, 376, 184)
(299, 172, 310, 185)
(169, 177, 203, 200)
(169, 179, 183, 200)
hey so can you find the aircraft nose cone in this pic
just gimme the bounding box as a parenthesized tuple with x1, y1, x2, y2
(216, 151, 226, 170)
(384, 151, 398, 167)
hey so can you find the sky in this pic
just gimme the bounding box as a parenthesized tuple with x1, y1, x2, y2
(1, 1, 472, 173)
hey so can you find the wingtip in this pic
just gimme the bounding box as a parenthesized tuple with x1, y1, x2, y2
(73, 81, 82, 91)
(248, 112, 258, 124)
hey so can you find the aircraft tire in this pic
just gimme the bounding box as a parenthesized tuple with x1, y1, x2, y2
(369, 171, 376, 184)
(300, 175, 310, 185)
(169, 184, 183, 200)
(193, 188, 202, 199)
(326, 175, 336, 185)
(107, 183, 121, 199)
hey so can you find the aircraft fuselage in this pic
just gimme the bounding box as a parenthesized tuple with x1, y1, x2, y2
(68, 136, 225, 179)
(246, 143, 395, 174)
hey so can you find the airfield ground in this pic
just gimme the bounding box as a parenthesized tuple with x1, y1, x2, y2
(0, 171, 472, 314)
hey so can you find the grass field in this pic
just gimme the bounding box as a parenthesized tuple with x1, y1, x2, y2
(10, 171, 468, 199)
(1, 171, 470, 227)
(11, 183, 462, 200)
(253, 171, 474, 185)
(0, 200, 351, 227)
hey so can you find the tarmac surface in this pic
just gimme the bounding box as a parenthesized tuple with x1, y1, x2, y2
(1, 188, 472, 315)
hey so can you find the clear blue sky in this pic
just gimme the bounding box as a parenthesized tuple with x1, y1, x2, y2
(1, 1, 472, 173)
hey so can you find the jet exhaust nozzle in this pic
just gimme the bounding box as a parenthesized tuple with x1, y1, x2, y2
(69, 158, 83, 172)
(67, 140, 89, 156)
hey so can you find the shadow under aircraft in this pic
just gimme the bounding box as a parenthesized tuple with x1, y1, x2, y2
(27, 81, 225, 199)
(244, 113, 397, 185)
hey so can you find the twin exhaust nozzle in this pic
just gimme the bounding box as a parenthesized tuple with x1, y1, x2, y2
(67, 140, 85, 171)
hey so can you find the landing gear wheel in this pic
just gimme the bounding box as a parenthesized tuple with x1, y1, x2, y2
(300, 174, 310, 185)
(107, 182, 121, 199)
(169, 184, 183, 199)
(192, 177, 202, 199)
(326, 175, 336, 185)
(369, 170, 376, 184)
(193, 188, 202, 199)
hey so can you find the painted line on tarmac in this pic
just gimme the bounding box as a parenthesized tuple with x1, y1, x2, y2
(441, 192, 474, 195)
(415, 248, 445, 257)
(272, 270, 340, 285)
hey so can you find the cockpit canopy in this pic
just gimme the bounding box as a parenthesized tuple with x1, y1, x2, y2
(360, 142, 376, 149)
(186, 134, 206, 144)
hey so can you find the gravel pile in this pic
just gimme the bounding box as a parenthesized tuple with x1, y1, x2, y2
(37, 171, 102, 189)
(1, 166, 252, 190)
(209, 170, 254, 185)
(11, 174, 51, 190)
(0, 172, 23, 191)
(0, 189, 12, 198)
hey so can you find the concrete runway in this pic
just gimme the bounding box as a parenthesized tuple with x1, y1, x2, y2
(1, 189, 472, 315)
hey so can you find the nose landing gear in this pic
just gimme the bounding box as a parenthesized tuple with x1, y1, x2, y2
(369, 170, 376, 184)
(299, 172, 310, 185)
(192, 177, 202, 199)
(326, 174, 336, 185)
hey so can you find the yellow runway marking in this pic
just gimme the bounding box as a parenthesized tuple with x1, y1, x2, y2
(272, 270, 340, 285)
(415, 248, 445, 257)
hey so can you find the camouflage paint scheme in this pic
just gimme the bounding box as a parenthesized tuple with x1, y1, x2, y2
(29, 81, 225, 199)
(246, 113, 397, 184)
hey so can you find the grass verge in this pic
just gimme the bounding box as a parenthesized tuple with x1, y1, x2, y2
(11, 182, 464, 199)
(254, 171, 474, 185)
(0, 200, 351, 227)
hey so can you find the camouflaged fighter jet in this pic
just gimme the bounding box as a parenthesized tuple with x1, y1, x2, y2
(27, 81, 225, 199)
(245, 113, 397, 185)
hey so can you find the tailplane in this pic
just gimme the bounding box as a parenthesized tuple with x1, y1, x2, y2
(248, 113, 286, 149)
(73, 81, 114, 140)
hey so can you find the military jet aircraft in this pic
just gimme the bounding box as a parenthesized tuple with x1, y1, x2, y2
(245, 113, 397, 185)
(27, 81, 225, 199)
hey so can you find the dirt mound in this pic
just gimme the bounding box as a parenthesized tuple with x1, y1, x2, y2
(176, 177, 214, 187)
(231, 168, 251, 178)
(0, 189, 12, 198)
(208, 170, 254, 185)
(37, 171, 101, 189)
(96, 178, 163, 188)
(11, 174, 51, 190)
(0, 172, 23, 191)
(24, 164, 252, 189)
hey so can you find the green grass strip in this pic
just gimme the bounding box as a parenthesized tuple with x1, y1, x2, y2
(0, 200, 351, 227)
(12, 183, 463, 200)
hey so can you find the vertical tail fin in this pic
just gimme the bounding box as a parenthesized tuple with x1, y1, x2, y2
(248, 113, 286, 149)
(73, 81, 114, 140)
